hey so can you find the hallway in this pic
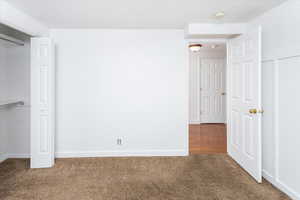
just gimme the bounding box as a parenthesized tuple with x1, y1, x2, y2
(189, 124, 227, 154)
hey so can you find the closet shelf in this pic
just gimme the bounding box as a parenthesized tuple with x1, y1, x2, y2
(0, 100, 25, 108)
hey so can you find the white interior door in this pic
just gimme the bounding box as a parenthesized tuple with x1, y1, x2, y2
(31, 38, 55, 168)
(200, 58, 226, 123)
(227, 27, 262, 182)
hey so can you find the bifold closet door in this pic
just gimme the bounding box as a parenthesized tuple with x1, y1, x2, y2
(31, 38, 55, 168)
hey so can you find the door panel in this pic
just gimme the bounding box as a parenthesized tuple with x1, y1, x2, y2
(231, 110, 240, 148)
(200, 58, 226, 123)
(228, 27, 262, 182)
(31, 38, 55, 168)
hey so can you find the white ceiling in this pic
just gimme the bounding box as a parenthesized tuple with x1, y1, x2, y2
(189, 43, 226, 53)
(199, 43, 226, 51)
(8, 0, 287, 29)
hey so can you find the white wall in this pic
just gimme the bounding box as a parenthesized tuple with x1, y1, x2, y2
(51, 29, 189, 157)
(185, 23, 246, 39)
(252, 0, 300, 199)
(0, 40, 31, 161)
(0, 0, 49, 36)
(189, 49, 226, 124)
(0, 42, 7, 162)
(0, 42, 7, 102)
(5, 42, 31, 157)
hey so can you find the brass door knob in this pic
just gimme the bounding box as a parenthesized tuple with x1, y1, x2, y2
(249, 109, 257, 114)
(249, 109, 264, 114)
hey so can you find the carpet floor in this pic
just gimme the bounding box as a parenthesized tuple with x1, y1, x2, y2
(0, 155, 290, 200)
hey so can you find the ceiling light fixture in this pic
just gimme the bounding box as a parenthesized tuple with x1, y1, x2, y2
(215, 11, 225, 18)
(211, 45, 218, 49)
(189, 44, 202, 52)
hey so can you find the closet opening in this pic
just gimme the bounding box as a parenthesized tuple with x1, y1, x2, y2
(189, 42, 227, 154)
(0, 23, 32, 163)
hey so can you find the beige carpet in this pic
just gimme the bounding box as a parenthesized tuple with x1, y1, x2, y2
(0, 155, 290, 200)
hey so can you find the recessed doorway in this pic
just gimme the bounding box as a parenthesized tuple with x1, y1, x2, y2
(189, 42, 227, 154)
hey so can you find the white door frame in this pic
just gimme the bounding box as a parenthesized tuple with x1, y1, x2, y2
(187, 39, 228, 157)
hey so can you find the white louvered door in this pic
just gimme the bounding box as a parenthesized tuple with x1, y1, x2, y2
(31, 38, 55, 168)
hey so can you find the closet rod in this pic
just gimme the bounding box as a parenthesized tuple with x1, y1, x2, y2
(0, 33, 25, 46)
(0, 100, 25, 108)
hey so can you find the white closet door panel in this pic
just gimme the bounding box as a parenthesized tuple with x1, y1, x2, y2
(31, 38, 55, 168)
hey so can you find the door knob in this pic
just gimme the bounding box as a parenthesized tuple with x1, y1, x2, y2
(221, 92, 226, 95)
(249, 109, 264, 114)
(249, 109, 257, 114)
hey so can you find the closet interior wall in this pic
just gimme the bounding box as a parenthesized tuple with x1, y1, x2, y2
(0, 41, 8, 162)
(0, 24, 31, 161)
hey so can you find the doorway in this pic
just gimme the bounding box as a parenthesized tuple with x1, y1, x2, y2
(189, 42, 227, 154)
(0, 23, 55, 169)
(187, 27, 262, 182)
(0, 23, 31, 163)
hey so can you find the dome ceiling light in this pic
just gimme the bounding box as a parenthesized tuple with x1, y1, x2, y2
(215, 11, 225, 18)
(189, 44, 202, 52)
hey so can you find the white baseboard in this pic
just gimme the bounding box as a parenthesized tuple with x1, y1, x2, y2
(3, 150, 188, 160)
(55, 149, 188, 158)
(0, 153, 8, 163)
(263, 169, 275, 183)
(7, 154, 30, 158)
(263, 170, 300, 200)
(189, 121, 201, 124)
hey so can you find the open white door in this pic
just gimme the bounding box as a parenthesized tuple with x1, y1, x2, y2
(227, 27, 262, 182)
(31, 38, 55, 168)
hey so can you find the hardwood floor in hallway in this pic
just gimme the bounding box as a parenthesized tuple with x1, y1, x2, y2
(189, 123, 227, 154)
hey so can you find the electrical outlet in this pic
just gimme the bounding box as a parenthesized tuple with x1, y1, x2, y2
(117, 138, 122, 145)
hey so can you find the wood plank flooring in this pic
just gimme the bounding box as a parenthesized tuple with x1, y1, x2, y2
(189, 123, 227, 154)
